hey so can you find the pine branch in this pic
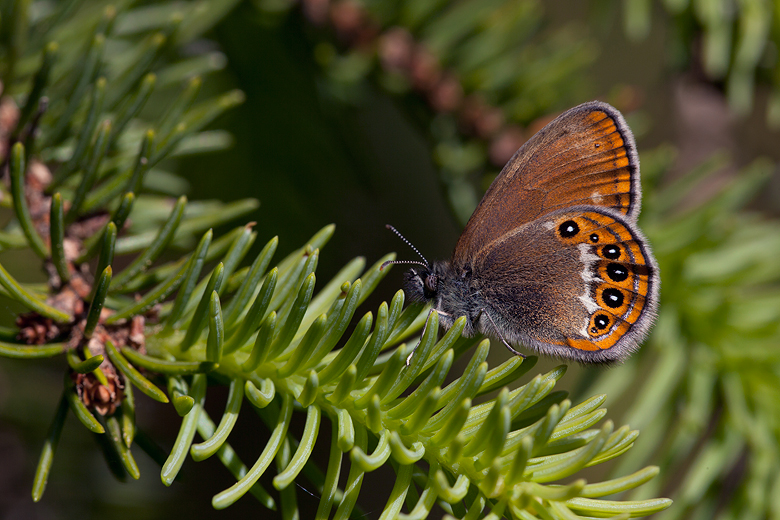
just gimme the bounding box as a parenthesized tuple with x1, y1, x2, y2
(19, 1, 780, 519)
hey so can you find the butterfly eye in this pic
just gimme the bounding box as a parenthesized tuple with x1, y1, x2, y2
(424, 274, 438, 293)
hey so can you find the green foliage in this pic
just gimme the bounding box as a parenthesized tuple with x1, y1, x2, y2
(251, 1, 780, 517)
(577, 147, 780, 520)
(6, 0, 780, 519)
(621, 0, 780, 126)
(266, 0, 599, 224)
(0, 1, 672, 519)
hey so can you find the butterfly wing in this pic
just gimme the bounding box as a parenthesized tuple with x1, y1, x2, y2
(454, 101, 641, 267)
(471, 207, 658, 363)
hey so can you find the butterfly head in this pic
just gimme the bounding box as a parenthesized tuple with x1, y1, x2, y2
(404, 265, 438, 302)
(383, 224, 443, 303)
(403, 260, 470, 335)
(380, 259, 439, 302)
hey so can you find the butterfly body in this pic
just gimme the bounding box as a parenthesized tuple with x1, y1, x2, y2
(400, 101, 658, 364)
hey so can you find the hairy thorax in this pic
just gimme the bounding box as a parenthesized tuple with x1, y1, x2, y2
(405, 261, 486, 337)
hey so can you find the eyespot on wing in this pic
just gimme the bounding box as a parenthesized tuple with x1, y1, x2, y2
(550, 207, 658, 359)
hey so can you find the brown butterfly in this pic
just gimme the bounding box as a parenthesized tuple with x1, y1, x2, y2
(387, 101, 659, 364)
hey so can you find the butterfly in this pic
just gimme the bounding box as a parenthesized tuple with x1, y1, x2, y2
(386, 101, 658, 364)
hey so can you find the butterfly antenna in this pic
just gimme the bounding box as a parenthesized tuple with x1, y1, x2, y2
(380, 259, 430, 271)
(382, 225, 430, 270)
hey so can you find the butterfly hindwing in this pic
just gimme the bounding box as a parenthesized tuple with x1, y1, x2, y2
(470, 206, 658, 363)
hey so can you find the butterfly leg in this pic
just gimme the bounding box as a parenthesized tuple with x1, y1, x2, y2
(478, 309, 526, 358)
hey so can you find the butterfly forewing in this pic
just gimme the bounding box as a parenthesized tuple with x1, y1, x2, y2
(454, 101, 641, 267)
